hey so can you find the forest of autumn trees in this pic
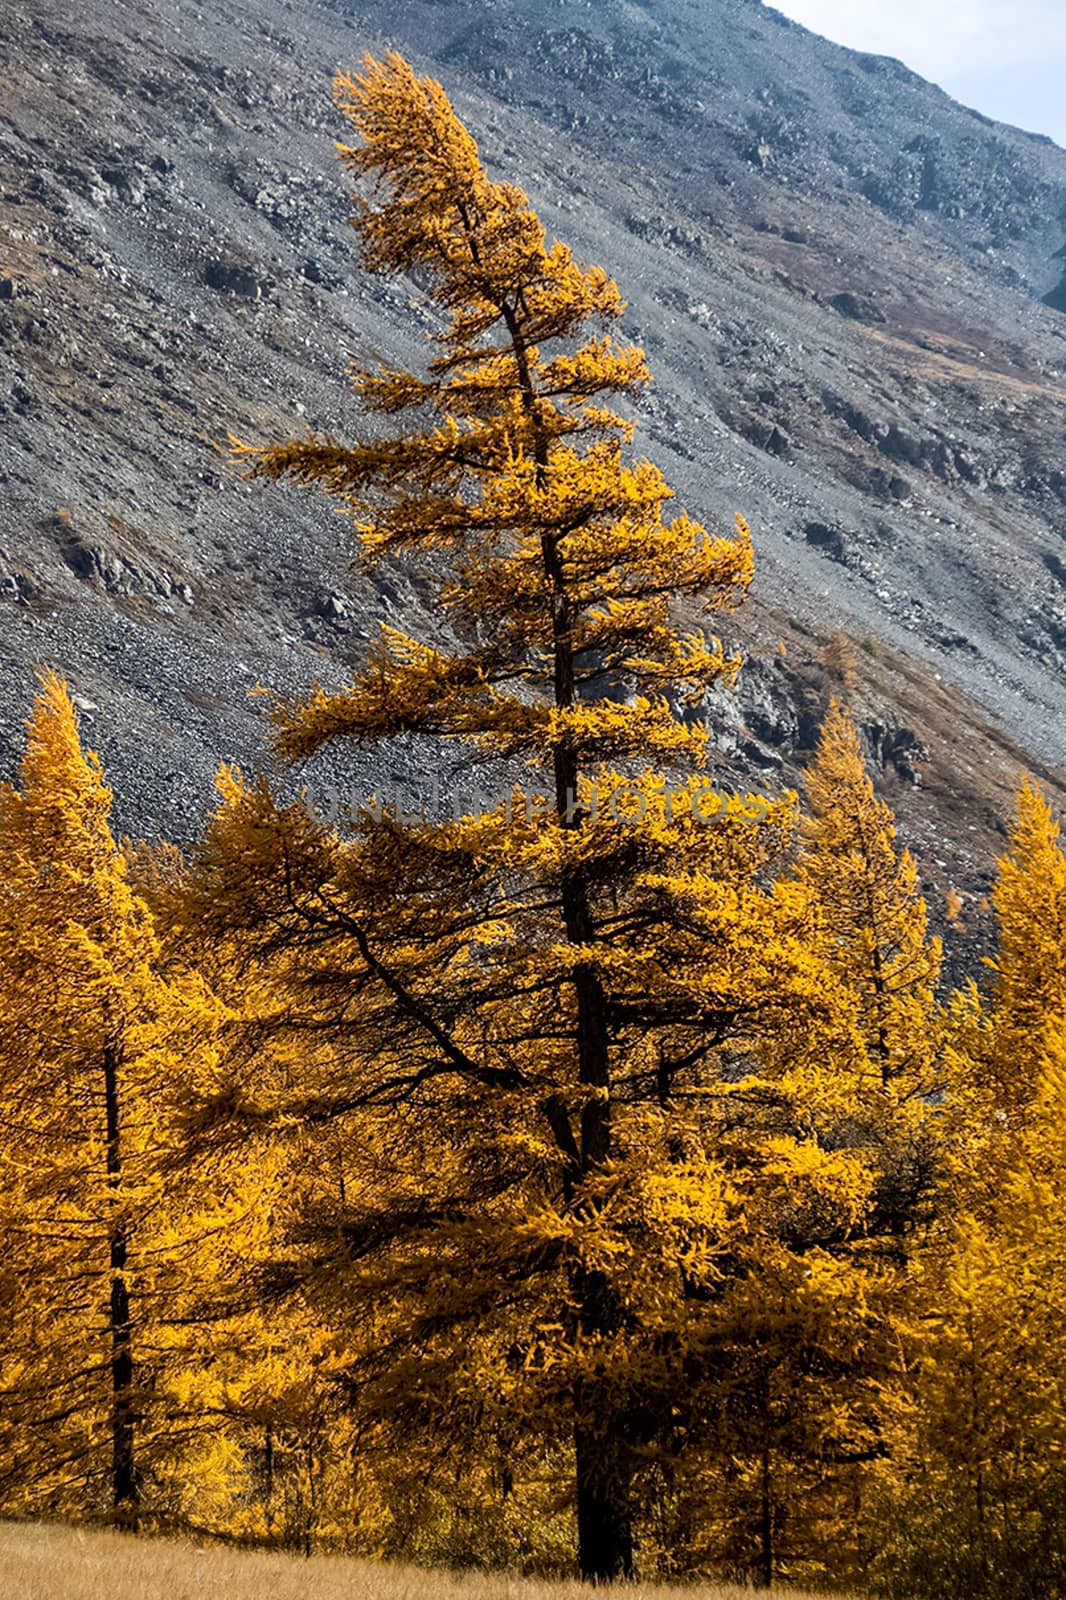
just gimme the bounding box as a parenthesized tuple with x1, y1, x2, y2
(1, 50, 1065, 1600)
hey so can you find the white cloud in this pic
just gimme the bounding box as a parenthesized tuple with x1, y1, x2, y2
(767, 0, 1066, 143)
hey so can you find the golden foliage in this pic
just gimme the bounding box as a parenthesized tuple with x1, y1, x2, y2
(2, 47, 1065, 1600)
(0, 675, 228, 1518)
(208, 54, 917, 1589)
(797, 700, 941, 1094)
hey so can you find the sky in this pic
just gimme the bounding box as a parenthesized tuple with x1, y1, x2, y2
(767, 1, 1066, 147)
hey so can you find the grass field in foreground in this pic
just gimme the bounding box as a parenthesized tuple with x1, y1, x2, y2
(0, 1521, 852, 1600)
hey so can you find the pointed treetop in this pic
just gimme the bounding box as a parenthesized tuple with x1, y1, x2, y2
(333, 51, 627, 349)
(991, 776, 1066, 1027)
(799, 698, 940, 1090)
(5, 672, 115, 860)
(19, 671, 110, 808)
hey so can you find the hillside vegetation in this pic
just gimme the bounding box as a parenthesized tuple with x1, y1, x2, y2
(2, 44, 1066, 1600)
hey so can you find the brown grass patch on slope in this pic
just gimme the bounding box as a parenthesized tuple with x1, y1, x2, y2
(0, 1522, 850, 1600)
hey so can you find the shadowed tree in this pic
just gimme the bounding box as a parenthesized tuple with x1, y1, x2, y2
(874, 784, 1066, 1599)
(0, 675, 223, 1521)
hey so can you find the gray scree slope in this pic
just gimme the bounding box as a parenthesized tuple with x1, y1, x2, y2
(1, 0, 1065, 937)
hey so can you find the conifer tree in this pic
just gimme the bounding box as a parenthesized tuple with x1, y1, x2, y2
(0, 675, 222, 1520)
(185, 55, 907, 1581)
(797, 700, 941, 1095)
(874, 781, 1066, 1598)
(794, 699, 943, 1288)
(982, 778, 1066, 1116)
(942, 778, 1066, 1200)
(876, 1027, 1066, 1600)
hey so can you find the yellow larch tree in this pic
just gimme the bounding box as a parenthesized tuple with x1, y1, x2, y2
(792, 699, 943, 1377)
(184, 53, 925, 1582)
(941, 777, 1066, 1201)
(875, 1024, 1066, 1599)
(980, 777, 1066, 1121)
(873, 781, 1066, 1598)
(778, 701, 947, 1584)
(796, 700, 941, 1097)
(0, 674, 224, 1522)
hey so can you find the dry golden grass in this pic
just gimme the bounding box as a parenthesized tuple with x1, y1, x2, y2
(0, 1521, 850, 1600)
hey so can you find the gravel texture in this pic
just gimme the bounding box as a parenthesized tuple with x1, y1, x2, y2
(1, 0, 1065, 969)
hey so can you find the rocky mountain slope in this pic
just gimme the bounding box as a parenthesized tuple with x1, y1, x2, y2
(2, 0, 1065, 957)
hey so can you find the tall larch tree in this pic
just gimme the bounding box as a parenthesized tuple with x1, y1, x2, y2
(797, 700, 941, 1097)
(0, 674, 223, 1521)
(876, 1028, 1066, 1599)
(190, 52, 908, 1581)
(941, 778, 1066, 1202)
(795, 699, 943, 1268)
(874, 781, 1066, 1598)
(979, 777, 1066, 1124)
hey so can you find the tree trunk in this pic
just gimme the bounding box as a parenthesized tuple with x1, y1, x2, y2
(264, 1422, 276, 1537)
(758, 1444, 774, 1590)
(575, 1413, 634, 1581)
(508, 298, 634, 1580)
(561, 764, 635, 1578)
(103, 1040, 138, 1516)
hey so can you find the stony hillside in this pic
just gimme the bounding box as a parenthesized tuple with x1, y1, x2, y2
(2, 0, 1065, 957)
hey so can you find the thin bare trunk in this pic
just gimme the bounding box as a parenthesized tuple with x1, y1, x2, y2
(103, 1040, 138, 1517)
